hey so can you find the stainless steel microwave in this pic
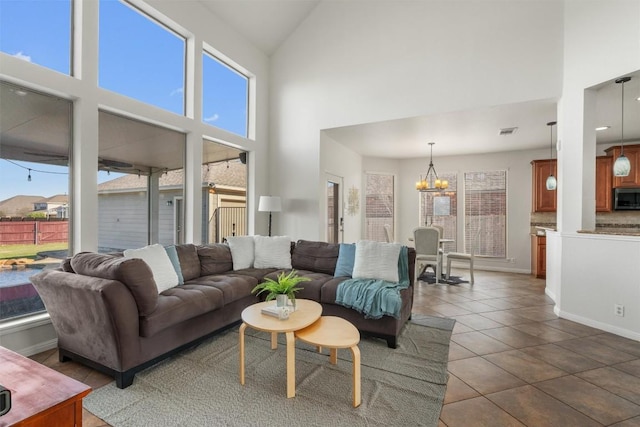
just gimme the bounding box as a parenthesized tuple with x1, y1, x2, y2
(614, 188, 640, 210)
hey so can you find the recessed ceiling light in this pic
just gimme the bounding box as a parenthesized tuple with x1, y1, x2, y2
(637, 96, 640, 101)
(595, 126, 610, 131)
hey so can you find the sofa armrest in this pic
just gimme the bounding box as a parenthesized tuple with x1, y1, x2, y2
(31, 269, 141, 372)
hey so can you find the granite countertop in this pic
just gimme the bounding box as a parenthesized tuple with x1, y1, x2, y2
(578, 230, 640, 237)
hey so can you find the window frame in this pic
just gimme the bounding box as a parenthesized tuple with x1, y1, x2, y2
(98, 0, 188, 116)
(463, 170, 507, 258)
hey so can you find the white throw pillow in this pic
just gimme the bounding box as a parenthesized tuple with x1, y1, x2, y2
(253, 235, 292, 269)
(226, 235, 255, 270)
(123, 244, 179, 293)
(352, 240, 402, 283)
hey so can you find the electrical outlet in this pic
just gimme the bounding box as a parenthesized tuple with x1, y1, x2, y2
(614, 304, 624, 317)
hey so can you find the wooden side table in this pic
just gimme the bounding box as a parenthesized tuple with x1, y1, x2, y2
(239, 299, 322, 398)
(0, 346, 91, 427)
(295, 316, 361, 407)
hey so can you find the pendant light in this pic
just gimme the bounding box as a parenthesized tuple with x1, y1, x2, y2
(613, 76, 632, 177)
(545, 121, 557, 190)
(416, 142, 448, 192)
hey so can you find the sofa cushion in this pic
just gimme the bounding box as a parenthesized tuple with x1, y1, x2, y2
(261, 269, 332, 302)
(292, 240, 340, 276)
(353, 240, 402, 283)
(124, 244, 180, 293)
(197, 244, 233, 276)
(164, 245, 184, 285)
(185, 273, 257, 306)
(333, 243, 356, 277)
(61, 257, 75, 273)
(70, 252, 158, 316)
(139, 284, 225, 337)
(254, 236, 292, 269)
(320, 276, 351, 304)
(232, 267, 278, 281)
(175, 244, 200, 282)
(226, 236, 255, 270)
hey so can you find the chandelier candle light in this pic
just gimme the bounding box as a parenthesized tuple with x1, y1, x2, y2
(546, 121, 557, 191)
(613, 76, 632, 177)
(416, 142, 448, 192)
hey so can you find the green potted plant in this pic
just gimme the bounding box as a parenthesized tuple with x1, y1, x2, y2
(251, 270, 311, 308)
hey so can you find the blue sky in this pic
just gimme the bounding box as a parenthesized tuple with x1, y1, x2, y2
(0, 0, 248, 202)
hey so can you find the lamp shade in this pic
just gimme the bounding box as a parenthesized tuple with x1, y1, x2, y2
(613, 155, 631, 177)
(545, 175, 557, 191)
(258, 196, 281, 212)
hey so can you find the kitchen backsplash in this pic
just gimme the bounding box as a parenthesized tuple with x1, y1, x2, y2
(530, 211, 640, 234)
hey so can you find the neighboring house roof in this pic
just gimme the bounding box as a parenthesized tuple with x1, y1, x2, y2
(40, 194, 69, 204)
(98, 160, 246, 192)
(0, 195, 44, 216)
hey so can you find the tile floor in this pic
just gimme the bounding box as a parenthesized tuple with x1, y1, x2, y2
(30, 269, 640, 426)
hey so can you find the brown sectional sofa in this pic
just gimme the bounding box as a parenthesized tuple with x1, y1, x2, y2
(31, 239, 416, 388)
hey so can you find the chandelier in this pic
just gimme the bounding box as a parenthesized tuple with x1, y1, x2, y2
(416, 142, 448, 192)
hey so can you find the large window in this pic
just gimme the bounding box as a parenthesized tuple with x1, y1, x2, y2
(0, 0, 72, 75)
(202, 141, 247, 243)
(202, 52, 249, 137)
(97, 111, 185, 250)
(464, 171, 507, 257)
(419, 172, 457, 253)
(99, 0, 186, 115)
(0, 82, 72, 321)
(365, 174, 394, 242)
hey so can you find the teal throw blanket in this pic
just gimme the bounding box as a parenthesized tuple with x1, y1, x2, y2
(335, 246, 409, 319)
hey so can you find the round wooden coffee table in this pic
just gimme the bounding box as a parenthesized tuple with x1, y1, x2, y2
(239, 299, 322, 398)
(295, 316, 361, 407)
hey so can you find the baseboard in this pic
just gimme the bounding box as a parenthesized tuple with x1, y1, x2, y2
(545, 288, 556, 302)
(16, 338, 58, 357)
(446, 262, 530, 275)
(557, 309, 640, 341)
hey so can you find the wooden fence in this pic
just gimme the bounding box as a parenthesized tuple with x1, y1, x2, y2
(211, 207, 246, 243)
(0, 219, 69, 245)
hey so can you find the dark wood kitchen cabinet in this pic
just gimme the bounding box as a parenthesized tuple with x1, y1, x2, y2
(596, 156, 613, 212)
(531, 159, 557, 212)
(531, 235, 546, 279)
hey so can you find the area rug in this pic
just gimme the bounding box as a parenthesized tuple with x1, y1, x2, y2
(418, 271, 469, 285)
(84, 314, 454, 427)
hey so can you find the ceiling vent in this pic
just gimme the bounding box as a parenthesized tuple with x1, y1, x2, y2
(499, 127, 518, 136)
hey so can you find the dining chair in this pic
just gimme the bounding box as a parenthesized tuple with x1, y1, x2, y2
(413, 226, 442, 284)
(383, 224, 393, 243)
(431, 224, 444, 238)
(446, 228, 480, 285)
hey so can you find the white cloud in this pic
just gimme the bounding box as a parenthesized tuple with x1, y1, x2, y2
(204, 114, 219, 122)
(13, 51, 32, 62)
(170, 87, 183, 96)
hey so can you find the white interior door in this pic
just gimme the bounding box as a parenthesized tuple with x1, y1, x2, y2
(325, 173, 343, 243)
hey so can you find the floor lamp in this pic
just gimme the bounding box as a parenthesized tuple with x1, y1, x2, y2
(258, 196, 281, 236)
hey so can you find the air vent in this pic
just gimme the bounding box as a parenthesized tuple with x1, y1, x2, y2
(499, 127, 518, 136)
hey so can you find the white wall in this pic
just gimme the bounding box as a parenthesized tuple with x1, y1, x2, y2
(270, 0, 564, 241)
(551, 0, 640, 340)
(557, 233, 640, 340)
(319, 133, 363, 243)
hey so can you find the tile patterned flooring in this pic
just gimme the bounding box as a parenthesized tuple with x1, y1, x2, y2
(30, 269, 640, 426)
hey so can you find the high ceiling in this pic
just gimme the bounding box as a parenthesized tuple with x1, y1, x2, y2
(198, 1, 640, 158)
(198, 0, 320, 56)
(1, 2, 638, 168)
